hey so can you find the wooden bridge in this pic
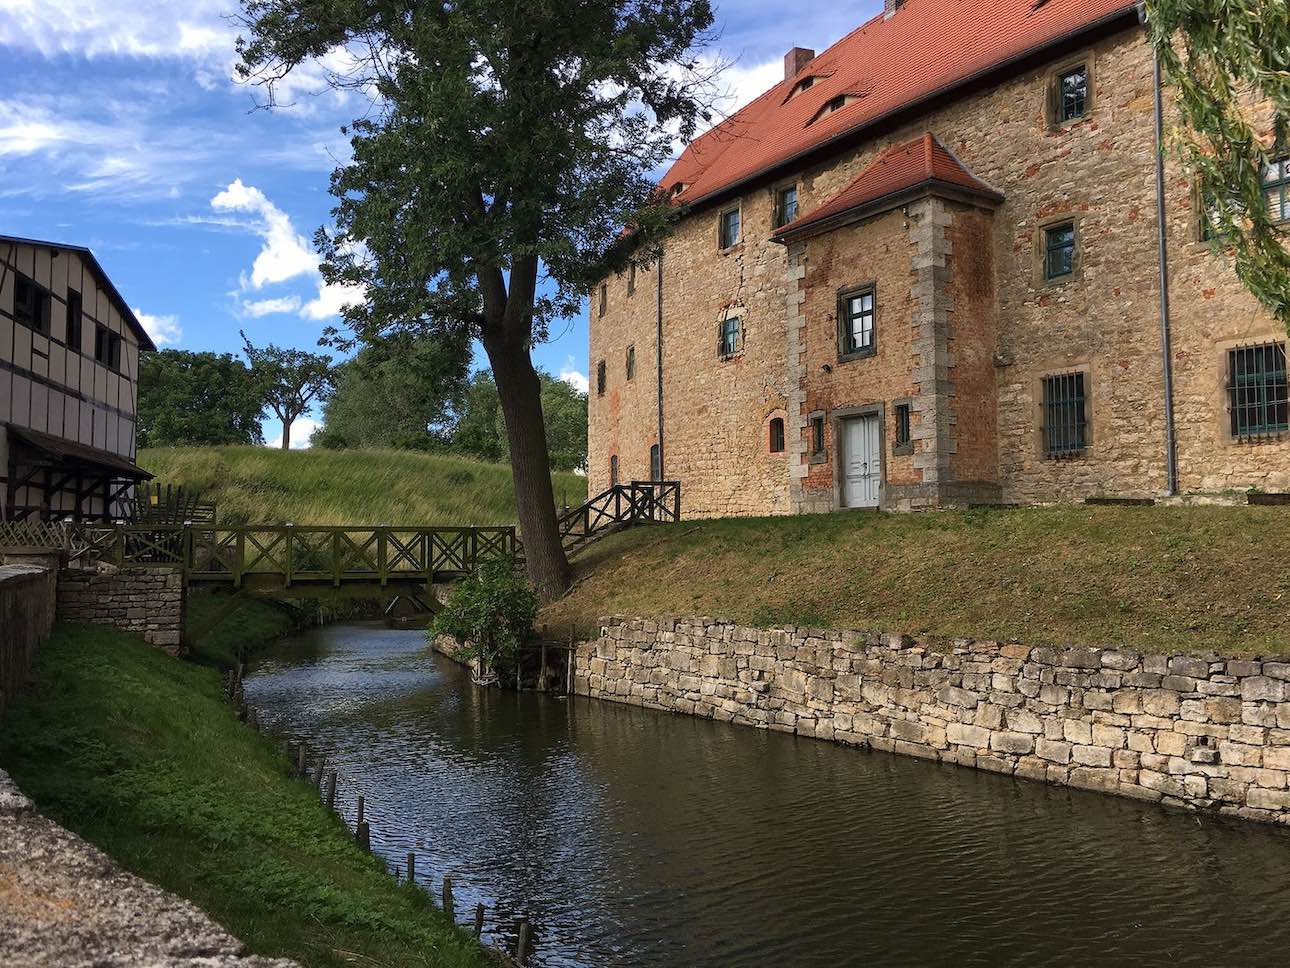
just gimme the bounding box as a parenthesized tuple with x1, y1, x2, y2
(5, 481, 681, 597)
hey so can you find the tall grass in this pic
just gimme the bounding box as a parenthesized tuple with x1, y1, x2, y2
(139, 446, 588, 527)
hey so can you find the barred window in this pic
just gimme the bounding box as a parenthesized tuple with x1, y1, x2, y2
(1044, 223, 1076, 280)
(718, 317, 741, 358)
(1264, 157, 1290, 223)
(810, 414, 826, 455)
(1228, 342, 1289, 439)
(769, 417, 785, 453)
(894, 403, 911, 447)
(839, 286, 876, 358)
(1058, 65, 1088, 123)
(1042, 372, 1088, 458)
(650, 444, 661, 481)
(610, 455, 619, 486)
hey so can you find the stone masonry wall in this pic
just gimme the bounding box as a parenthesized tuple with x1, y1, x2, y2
(575, 617, 1290, 826)
(57, 566, 185, 653)
(0, 565, 56, 718)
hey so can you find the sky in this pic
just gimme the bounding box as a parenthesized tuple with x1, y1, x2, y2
(0, 0, 881, 447)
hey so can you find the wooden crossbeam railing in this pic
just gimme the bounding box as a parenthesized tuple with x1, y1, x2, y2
(556, 480, 680, 555)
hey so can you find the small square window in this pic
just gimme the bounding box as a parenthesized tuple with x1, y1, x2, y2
(626, 344, 636, 381)
(839, 286, 876, 358)
(1228, 342, 1289, 439)
(1263, 156, 1290, 223)
(1042, 372, 1088, 458)
(719, 207, 741, 249)
(775, 185, 799, 229)
(718, 317, 741, 358)
(810, 415, 826, 456)
(894, 404, 911, 447)
(1058, 65, 1088, 123)
(769, 417, 786, 453)
(66, 290, 83, 353)
(1044, 222, 1076, 280)
(596, 359, 607, 396)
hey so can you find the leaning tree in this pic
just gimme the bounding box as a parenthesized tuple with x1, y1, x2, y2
(1147, 0, 1290, 329)
(235, 0, 716, 599)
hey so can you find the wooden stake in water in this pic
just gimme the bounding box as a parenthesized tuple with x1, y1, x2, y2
(356, 795, 365, 826)
(516, 918, 532, 965)
(325, 771, 337, 812)
(442, 876, 454, 919)
(406, 851, 416, 885)
(473, 903, 485, 938)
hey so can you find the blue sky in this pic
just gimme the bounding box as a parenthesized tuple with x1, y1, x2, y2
(0, 0, 880, 446)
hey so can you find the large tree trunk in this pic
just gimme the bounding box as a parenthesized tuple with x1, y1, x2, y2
(280, 418, 292, 450)
(483, 333, 572, 602)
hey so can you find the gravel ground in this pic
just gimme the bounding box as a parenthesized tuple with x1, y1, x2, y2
(0, 768, 297, 968)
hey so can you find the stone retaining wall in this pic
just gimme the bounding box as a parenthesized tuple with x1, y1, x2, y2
(0, 565, 56, 717)
(574, 617, 1290, 825)
(57, 567, 185, 653)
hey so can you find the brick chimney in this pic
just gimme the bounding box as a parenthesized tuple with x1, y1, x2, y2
(784, 47, 816, 81)
(884, 0, 905, 19)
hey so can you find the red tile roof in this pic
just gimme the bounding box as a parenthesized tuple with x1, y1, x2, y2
(665, 0, 1138, 208)
(774, 133, 1002, 237)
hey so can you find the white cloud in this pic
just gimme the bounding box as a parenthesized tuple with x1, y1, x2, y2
(266, 417, 320, 450)
(211, 179, 318, 289)
(301, 281, 364, 321)
(0, 0, 232, 62)
(242, 296, 303, 318)
(132, 307, 182, 347)
(559, 363, 589, 394)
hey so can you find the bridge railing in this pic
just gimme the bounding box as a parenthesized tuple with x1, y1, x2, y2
(64, 524, 519, 587)
(558, 481, 680, 549)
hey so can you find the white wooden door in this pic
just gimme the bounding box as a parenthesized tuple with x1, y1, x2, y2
(842, 415, 881, 508)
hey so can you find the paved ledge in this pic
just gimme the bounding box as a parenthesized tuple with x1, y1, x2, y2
(0, 769, 296, 968)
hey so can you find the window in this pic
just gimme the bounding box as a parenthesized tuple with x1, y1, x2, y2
(650, 444, 661, 481)
(718, 317, 741, 358)
(1228, 342, 1289, 439)
(775, 185, 799, 229)
(810, 414, 826, 456)
(1042, 372, 1088, 458)
(787, 76, 816, 99)
(610, 455, 619, 486)
(769, 417, 786, 453)
(1044, 222, 1076, 280)
(110, 333, 122, 371)
(719, 207, 741, 249)
(1264, 156, 1290, 223)
(1057, 65, 1088, 123)
(627, 264, 637, 295)
(626, 344, 636, 381)
(66, 290, 83, 352)
(95, 324, 122, 371)
(894, 404, 911, 448)
(13, 273, 50, 334)
(598, 283, 608, 317)
(839, 286, 876, 358)
(596, 359, 607, 396)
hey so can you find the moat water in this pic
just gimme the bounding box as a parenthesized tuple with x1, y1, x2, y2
(245, 622, 1290, 967)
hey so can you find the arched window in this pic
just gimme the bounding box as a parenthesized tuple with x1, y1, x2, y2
(610, 455, 619, 486)
(769, 417, 786, 453)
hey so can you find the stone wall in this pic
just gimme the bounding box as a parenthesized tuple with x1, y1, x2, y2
(56, 566, 185, 653)
(0, 565, 56, 717)
(574, 617, 1290, 825)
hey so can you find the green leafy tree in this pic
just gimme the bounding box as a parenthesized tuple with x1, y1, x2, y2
(450, 370, 507, 465)
(1148, 0, 1290, 327)
(137, 350, 266, 447)
(241, 332, 336, 450)
(234, 0, 715, 600)
(430, 560, 539, 678)
(539, 374, 589, 473)
(450, 370, 588, 472)
(313, 331, 470, 450)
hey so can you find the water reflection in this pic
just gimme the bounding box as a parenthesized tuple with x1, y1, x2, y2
(246, 623, 1290, 967)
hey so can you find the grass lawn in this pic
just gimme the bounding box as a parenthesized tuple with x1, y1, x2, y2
(541, 504, 1290, 656)
(0, 624, 492, 968)
(139, 446, 588, 527)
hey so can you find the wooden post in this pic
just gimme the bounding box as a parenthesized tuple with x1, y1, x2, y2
(325, 771, 337, 812)
(296, 743, 308, 779)
(315, 756, 326, 791)
(356, 820, 371, 853)
(442, 876, 454, 920)
(406, 851, 416, 885)
(473, 903, 485, 938)
(516, 918, 531, 965)
(356, 794, 365, 826)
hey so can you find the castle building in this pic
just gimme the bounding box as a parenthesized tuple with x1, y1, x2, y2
(588, 0, 1288, 515)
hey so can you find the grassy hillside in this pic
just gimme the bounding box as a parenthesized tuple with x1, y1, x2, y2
(541, 505, 1290, 656)
(0, 624, 490, 968)
(139, 446, 588, 526)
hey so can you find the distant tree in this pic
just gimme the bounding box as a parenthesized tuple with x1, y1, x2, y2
(313, 331, 470, 450)
(451, 370, 587, 472)
(241, 332, 335, 450)
(137, 350, 265, 447)
(1147, 0, 1290, 328)
(235, 0, 716, 600)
